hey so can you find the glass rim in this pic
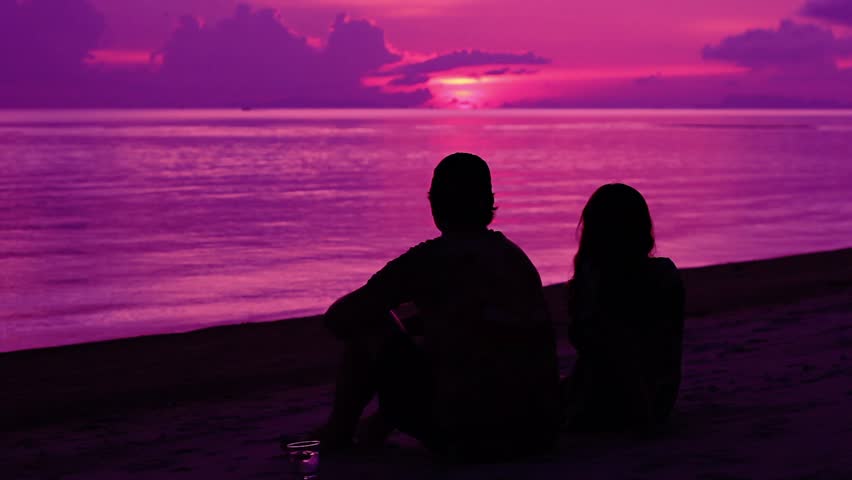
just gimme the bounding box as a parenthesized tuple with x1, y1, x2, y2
(286, 440, 321, 449)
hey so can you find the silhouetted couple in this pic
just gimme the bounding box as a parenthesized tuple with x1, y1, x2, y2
(315, 153, 684, 462)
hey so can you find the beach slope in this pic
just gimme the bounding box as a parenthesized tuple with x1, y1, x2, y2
(2, 248, 852, 479)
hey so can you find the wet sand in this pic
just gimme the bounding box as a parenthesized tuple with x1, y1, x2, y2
(2, 248, 852, 479)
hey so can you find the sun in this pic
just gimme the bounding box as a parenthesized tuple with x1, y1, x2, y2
(369, 68, 551, 109)
(429, 76, 490, 109)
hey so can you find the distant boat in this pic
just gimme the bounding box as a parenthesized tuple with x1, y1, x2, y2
(241, 106, 253, 112)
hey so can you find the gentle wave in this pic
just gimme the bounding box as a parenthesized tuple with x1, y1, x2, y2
(668, 123, 816, 130)
(2, 109, 852, 351)
(0, 125, 381, 138)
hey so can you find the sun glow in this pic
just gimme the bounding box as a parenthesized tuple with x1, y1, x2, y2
(426, 74, 502, 108)
(86, 49, 159, 67)
(433, 76, 480, 85)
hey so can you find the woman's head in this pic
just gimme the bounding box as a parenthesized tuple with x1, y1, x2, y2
(574, 183, 655, 272)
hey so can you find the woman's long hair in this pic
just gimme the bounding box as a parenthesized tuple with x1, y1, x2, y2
(573, 183, 655, 278)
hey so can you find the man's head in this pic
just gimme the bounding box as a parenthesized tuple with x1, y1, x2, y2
(428, 152, 496, 232)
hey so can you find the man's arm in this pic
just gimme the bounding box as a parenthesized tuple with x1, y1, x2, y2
(323, 242, 427, 339)
(324, 284, 394, 339)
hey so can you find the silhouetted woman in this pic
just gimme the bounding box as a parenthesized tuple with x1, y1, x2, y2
(563, 183, 684, 431)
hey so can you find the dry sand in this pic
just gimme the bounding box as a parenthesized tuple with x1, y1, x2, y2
(2, 248, 852, 479)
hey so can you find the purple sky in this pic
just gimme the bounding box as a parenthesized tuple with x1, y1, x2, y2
(1, 0, 852, 108)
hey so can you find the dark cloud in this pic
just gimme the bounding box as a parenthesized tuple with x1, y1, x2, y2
(481, 67, 538, 76)
(0, 0, 105, 82)
(323, 14, 400, 80)
(683, 18, 852, 108)
(702, 20, 852, 71)
(156, 7, 429, 107)
(0, 4, 430, 107)
(388, 73, 431, 86)
(88, 0, 237, 50)
(461, 67, 539, 78)
(156, 6, 317, 104)
(381, 50, 548, 89)
(391, 49, 550, 76)
(800, 0, 852, 26)
(483, 67, 510, 75)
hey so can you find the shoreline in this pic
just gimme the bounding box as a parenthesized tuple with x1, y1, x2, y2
(9, 246, 852, 354)
(4, 245, 849, 355)
(3, 247, 851, 432)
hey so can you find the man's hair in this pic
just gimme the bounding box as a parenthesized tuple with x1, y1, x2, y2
(428, 152, 496, 231)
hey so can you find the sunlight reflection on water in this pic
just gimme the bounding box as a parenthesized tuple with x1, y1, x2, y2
(1, 109, 851, 351)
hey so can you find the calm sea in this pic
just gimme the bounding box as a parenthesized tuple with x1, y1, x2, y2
(2, 109, 851, 351)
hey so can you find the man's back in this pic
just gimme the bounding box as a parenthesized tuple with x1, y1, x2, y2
(367, 229, 560, 456)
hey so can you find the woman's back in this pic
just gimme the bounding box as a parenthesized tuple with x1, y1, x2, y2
(566, 256, 685, 430)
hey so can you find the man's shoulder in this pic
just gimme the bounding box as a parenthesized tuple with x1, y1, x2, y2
(401, 236, 445, 256)
(489, 229, 527, 253)
(396, 230, 533, 266)
(381, 236, 446, 269)
(488, 230, 537, 266)
(366, 237, 444, 289)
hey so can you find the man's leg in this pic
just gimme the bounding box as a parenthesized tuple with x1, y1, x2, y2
(374, 332, 442, 452)
(319, 335, 383, 446)
(319, 314, 402, 448)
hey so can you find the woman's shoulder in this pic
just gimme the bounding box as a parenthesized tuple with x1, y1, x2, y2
(647, 257, 684, 294)
(648, 256, 678, 272)
(646, 257, 682, 285)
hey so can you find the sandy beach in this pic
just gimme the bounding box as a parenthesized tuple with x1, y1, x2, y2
(3, 248, 852, 479)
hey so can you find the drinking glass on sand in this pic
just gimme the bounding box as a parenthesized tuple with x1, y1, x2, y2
(286, 440, 320, 479)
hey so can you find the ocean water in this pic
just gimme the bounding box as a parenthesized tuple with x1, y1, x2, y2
(2, 109, 851, 352)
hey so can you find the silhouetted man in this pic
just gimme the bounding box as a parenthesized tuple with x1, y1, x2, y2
(318, 152, 560, 461)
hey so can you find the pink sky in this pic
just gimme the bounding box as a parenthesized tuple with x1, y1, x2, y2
(2, 0, 852, 107)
